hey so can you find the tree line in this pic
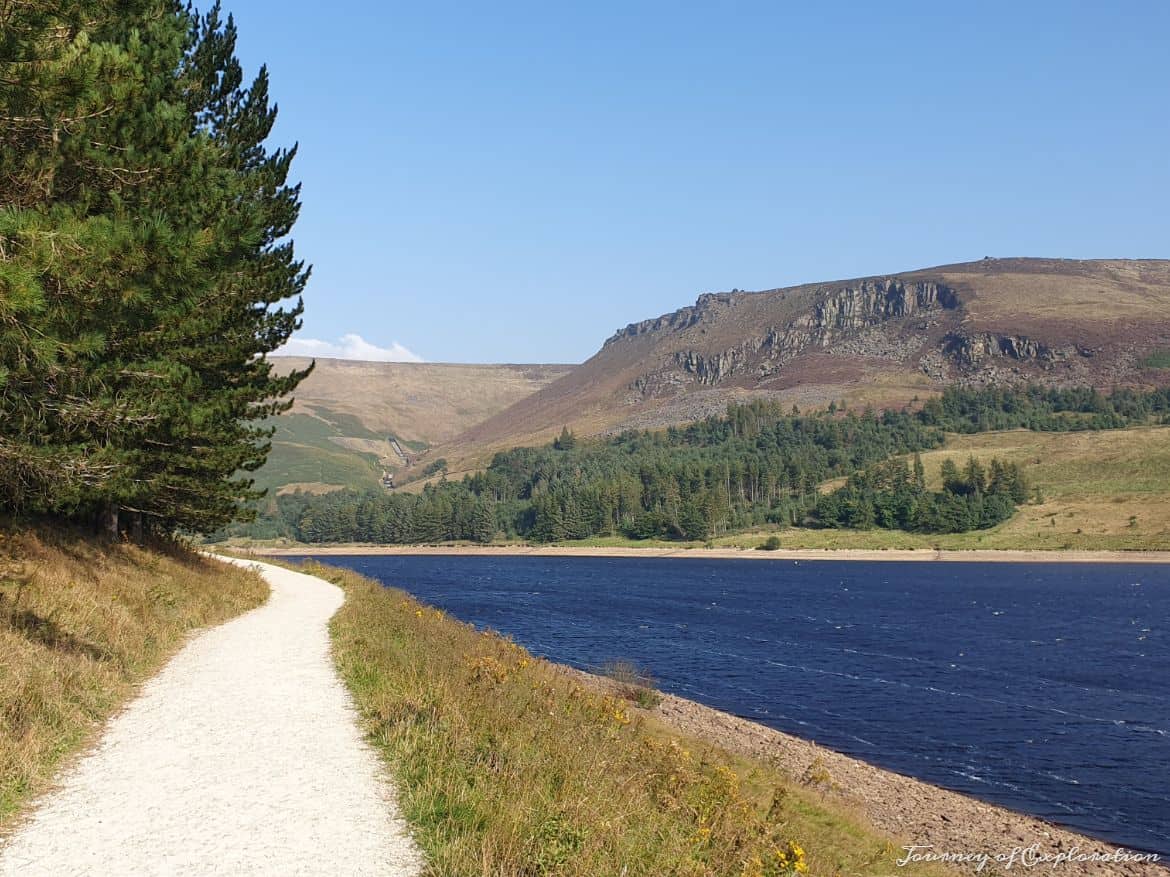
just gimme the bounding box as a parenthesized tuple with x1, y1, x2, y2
(0, 2, 308, 534)
(918, 385, 1170, 432)
(814, 455, 1029, 533)
(233, 384, 1169, 545)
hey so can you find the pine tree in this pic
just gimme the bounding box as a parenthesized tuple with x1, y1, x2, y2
(940, 459, 962, 495)
(963, 457, 986, 495)
(111, 6, 312, 532)
(0, 0, 183, 515)
(471, 500, 497, 543)
(554, 426, 577, 451)
(0, 2, 310, 532)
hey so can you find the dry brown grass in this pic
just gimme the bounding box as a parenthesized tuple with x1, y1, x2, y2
(272, 359, 574, 446)
(274, 481, 348, 496)
(935, 259, 1170, 328)
(0, 528, 267, 826)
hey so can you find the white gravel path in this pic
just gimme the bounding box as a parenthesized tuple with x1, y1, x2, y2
(0, 557, 423, 877)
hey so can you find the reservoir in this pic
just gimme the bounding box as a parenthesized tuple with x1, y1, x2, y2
(298, 555, 1170, 856)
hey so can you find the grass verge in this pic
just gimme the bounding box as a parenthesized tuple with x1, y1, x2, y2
(0, 527, 267, 827)
(600, 660, 664, 709)
(320, 560, 950, 876)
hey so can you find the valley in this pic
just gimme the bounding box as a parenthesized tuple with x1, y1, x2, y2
(256, 360, 573, 496)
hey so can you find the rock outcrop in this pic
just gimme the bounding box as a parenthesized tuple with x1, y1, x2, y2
(943, 332, 1056, 367)
(641, 279, 959, 390)
(808, 279, 957, 329)
(605, 292, 735, 346)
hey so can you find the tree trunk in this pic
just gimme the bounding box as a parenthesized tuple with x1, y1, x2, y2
(103, 503, 120, 539)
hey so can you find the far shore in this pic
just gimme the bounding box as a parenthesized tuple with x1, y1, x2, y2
(239, 543, 1170, 564)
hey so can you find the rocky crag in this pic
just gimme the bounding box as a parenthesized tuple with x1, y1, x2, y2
(437, 258, 1170, 466)
(615, 273, 1124, 402)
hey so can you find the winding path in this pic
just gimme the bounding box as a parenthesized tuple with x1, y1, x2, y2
(0, 558, 422, 876)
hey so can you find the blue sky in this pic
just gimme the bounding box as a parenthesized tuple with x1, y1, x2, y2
(230, 1, 1170, 364)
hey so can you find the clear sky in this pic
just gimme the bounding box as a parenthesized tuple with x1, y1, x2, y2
(229, 1, 1170, 364)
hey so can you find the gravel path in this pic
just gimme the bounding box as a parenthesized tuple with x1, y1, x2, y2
(0, 558, 422, 877)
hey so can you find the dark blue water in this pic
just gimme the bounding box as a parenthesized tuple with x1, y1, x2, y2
(305, 555, 1170, 855)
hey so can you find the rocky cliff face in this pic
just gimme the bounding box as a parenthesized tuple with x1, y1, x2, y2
(809, 279, 957, 329)
(944, 332, 1053, 366)
(934, 332, 1102, 387)
(604, 292, 735, 347)
(631, 279, 960, 392)
(614, 270, 1142, 401)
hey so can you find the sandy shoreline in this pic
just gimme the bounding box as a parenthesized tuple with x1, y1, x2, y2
(571, 669, 1167, 876)
(245, 543, 1170, 564)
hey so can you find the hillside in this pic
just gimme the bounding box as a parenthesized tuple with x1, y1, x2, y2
(257, 360, 573, 495)
(437, 258, 1170, 473)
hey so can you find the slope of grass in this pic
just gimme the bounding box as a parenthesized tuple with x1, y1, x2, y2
(271, 359, 575, 450)
(0, 529, 267, 826)
(255, 440, 383, 496)
(320, 560, 949, 876)
(270, 409, 384, 445)
(246, 408, 388, 496)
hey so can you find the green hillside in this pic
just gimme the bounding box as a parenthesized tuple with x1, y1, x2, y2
(254, 409, 389, 496)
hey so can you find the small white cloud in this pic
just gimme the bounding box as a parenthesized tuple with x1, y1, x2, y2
(276, 333, 424, 362)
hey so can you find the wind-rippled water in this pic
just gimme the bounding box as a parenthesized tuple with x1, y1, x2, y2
(300, 555, 1169, 855)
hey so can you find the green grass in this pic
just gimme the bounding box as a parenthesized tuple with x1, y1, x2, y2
(269, 406, 387, 444)
(395, 436, 430, 453)
(317, 560, 949, 876)
(1141, 348, 1170, 369)
(252, 410, 388, 495)
(253, 440, 382, 495)
(600, 660, 664, 709)
(249, 408, 390, 495)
